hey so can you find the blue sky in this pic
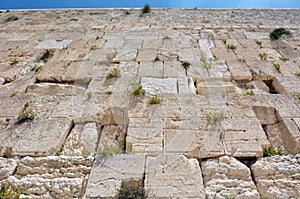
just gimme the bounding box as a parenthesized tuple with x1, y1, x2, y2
(1, 0, 300, 9)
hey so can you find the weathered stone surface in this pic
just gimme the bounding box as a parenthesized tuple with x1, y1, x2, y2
(141, 77, 178, 95)
(0, 158, 18, 181)
(35, 39, 72, 49)
(227, 60, 252, 81)
(145, 154, 205, 198)
(0, 118, 73, 156)
(113, 48, 137, 62)
(0, 8, 300, 199)
(251, 155, 300, 199)
(26, 83, 86, 95)
(1, 156, 93, 199)
(84, 154, 145, 198)
(62, 122, 100, 156)
(136, 49, 157, 62)
(201, 156, 259, 199)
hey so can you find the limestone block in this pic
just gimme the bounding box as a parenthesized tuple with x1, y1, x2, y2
(83, 94, 129, 126)
(211, 48, 238, 61)
(251, 155, 300, 199)
(97, 125, 126, 155)
(258, 48, 282, 61)
(201, 156, 259, 199)
(264, 123, 285, 152)
(103, 39, 124, 48)
(123, 39, 143, 49)
(0, 118, 73, 156)
(246, 80, 270, 93)
(227, 60, 252, 81)
(196, 79, 236, 94)
(113, 48, 137, 62)
(163, 61, 186, 78)
(274, 76, 300, 94)
(35, 39, 72, 49)
(36, 61, 69, 83)
(145, 154, 205, 198)
(208, 60, 231, 81)
(136, 49, 157, 62)
(84, 154, 145, 198)
(62, 122, 100, 156)
(87, 48, 116, 62)
(2, 156, 93, 199)
(252, 106, 278, 125)
(279, 118, 300, 154)
(26, 83, 85, 95)
(138, 61, 163, 77)
(0, 157, 18, 181)
(126, 117, 165, 153)
(141, 77, 178, 95)
(235, 48, 260, 61)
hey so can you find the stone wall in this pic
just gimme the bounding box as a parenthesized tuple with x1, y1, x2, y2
(0, 8, 299, 198)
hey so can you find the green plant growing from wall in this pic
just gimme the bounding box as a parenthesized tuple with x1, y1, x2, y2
(0, 184, 22, 199)
(117, 179, 146, 199)
(226, 44, 237, 50)
(148, 95, 162, 104)
(270, 28, 291, 40)
(221, 38, 227, 45)
(9, 58, 18, 66)
(97, 143, 122, 157)
(131, 85, 145, 97)
(294, 72, 300, 76)
(263, 146, 283, 157)
(206, 112, 226, 125)
(279, 57, 289, 61)
(273, 63, 281, 73)
(244, 89, 254, 95)
(90, 45, 96, 50)
(181, 61, 191, 71)
(258, 53, 267, 60)
(106, 68, 120, 79)
(16, 102, 35, 124)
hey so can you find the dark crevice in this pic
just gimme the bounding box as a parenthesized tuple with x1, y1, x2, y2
(38, 49, 55, 63)
(263, 80, 279, 94)
(94, 125, 103, 156)
(57, 121, 75, 155)
(236, 157, 258, 187)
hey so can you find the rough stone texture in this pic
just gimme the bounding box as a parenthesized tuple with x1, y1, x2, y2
(0, 158, 18, 181)
(201, 156, 260, 199)
(252, 155, 300, 199)
(84, 154, 145, 198)
(0, 156, 93, 199)
(0, 8, 299, 198)
(141, 77, 178, 95)
(145, 154, 205, 198)
(62, 122, 100, 156)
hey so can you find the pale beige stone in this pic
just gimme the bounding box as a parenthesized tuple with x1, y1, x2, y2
(145, 154, 205, 198)
(84, 154, 145, 198)
(252, 155, 300, 199)
(202, 156, 259, 199)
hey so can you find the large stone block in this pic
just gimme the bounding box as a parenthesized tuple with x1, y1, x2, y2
(141, 77, 178, 95)
(202, 156, 259, 199)
(145, 154, 205, 198)
(84, 154, 145, 198)
(251, 155, 300, 199)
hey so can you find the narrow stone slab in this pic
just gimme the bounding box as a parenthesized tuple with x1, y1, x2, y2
(35, 39, 72, 49)
(196, 80, 236, 94)
(145, 154, 205, 198)
(26, 83, 85, 95)
(84, 154, 145, 198)
(141, 77, 178, 95)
